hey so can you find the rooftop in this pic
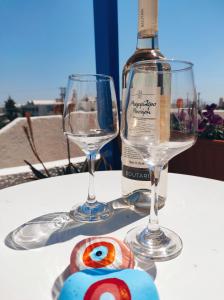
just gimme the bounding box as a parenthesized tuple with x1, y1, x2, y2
(0, 115, 83, 168)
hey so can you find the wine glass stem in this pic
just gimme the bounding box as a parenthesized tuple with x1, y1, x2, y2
(87, 152, 97, 205)
(147, 165, 162, 233)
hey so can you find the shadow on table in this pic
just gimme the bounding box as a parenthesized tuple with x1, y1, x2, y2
(5, 190, 151, 250)
(51, 260, 157, 300)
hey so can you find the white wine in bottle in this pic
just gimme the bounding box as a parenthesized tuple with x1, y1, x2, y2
(121, 0, 168, 208)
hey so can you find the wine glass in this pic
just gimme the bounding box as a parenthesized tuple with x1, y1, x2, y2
(121, 59, 197, 261)
(63, 74, 119, 222)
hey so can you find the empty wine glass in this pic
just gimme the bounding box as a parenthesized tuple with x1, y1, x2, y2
(121, 59, 197, 261)
(63, 74, 119, 222)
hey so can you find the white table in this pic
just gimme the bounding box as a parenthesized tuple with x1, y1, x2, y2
(0, 171, 223, 300)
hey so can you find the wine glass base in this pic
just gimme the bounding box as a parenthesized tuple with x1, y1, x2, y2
(125, 225, 182, 263)
(69, 201, 113, 223)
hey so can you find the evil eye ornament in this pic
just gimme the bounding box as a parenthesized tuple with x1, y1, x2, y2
(59, 269, 160, 300)
(70, 237, 135, 273)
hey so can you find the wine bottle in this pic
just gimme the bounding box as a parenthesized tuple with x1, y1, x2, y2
(121, 0, 168, 208)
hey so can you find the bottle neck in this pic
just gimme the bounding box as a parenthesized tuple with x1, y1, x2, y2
(137, 33, 159, 50)
(137, 0, 159, 50)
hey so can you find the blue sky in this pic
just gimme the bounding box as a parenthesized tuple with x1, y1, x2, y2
(0, 0, 223, 104)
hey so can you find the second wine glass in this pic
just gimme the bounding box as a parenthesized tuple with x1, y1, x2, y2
(121, 59, 197, 261)
(63, 74, 119, 222)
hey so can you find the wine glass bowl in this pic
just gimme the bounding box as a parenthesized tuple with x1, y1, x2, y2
(63, 74, 119, 222)
(121, 59, 197, 261)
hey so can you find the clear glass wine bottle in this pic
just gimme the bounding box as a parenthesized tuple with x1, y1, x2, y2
(121, 0, 168, 209)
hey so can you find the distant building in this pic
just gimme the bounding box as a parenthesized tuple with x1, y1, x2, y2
(79, 96, 96, 111)
(21, 101, 38, 116)
(219, 97, 224, 109)
(22, 99, 63, 116)
(0, 106, 4, 114)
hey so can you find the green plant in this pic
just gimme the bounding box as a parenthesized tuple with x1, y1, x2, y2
(4, 96, 18, 121)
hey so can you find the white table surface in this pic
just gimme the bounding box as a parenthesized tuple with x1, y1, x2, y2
(0, 171, 224, 300)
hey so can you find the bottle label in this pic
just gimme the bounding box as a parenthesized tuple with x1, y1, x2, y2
(138, 0, 158, 37)
(122, 86, 160, 180)
(127, 87, 160, 141)
(122, 165, 150, 181)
